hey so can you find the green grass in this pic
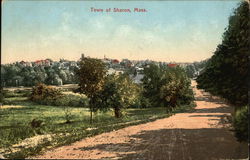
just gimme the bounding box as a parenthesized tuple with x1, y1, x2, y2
(0, 93, 195, 159)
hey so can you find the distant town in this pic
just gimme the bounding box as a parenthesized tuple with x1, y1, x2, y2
(1, 54, 206, 87)
(9, 54, 193, 69)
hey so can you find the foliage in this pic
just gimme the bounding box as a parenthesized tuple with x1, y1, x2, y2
(1, 61, 77, 87)
(93, 74, 141, 118)
(142, 64, 194, 110)
(196, 1, 249, 142)
(184, 60, 208, 78)
(141, 63, 165, 107)
(30, 83, 88, 107)
(233, 106, 248, 142)
(30, 83, 62, 103)
(159, 67, 194, 109)
(196, 1, 249, 106)
(75, 57, 107, 122)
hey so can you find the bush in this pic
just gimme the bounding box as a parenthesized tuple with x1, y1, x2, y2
(30, 83, 62, 102)
(30, 83, 88, 107)
(233, 106, 248, 142)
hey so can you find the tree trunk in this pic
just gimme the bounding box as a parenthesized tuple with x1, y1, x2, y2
(89, 98, 94, 124)
(114, 107, 122, 118)
(90, 108, 93, 124)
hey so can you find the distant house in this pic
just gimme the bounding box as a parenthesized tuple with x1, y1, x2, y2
(167, 63, 178, 67)
(34, 60, 43, 66)
(34, 59, 50, 66)
(135, 67, 144, 71)
(44, 59, 50, 66)
(112, 59, 120, 64)
(107, 68, 124, 75)
(70, 61, 77, 67)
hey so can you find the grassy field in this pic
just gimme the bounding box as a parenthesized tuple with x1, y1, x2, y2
(0, 90, 195, 159)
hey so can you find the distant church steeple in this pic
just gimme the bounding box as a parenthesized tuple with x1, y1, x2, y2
(81, 53, 85, 60)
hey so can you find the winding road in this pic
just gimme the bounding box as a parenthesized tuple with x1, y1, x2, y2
(35, 81, 248, 159)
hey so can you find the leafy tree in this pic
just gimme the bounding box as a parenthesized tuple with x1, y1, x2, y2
(58, 70, 68, 84)
(185, 65, 196, 78)
(142, 64, 194, 110)
(75, 57, 107, 123)
(1, 60, 78, 87)
(93, 74, 140, 118)
(33, 71, 47, 85)
(20, 67, 35, 86)
(2, 65, 21, 86)
(159, 67, 194, 111)
(197, 1, 249, 106)
(141, 64, 166, 107)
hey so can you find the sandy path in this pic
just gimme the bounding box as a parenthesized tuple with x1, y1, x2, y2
(34, 81, 248, 159)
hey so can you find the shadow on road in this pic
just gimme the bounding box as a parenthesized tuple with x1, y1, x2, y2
(195, 96, 225, 104)
(192, 106, 231, 114)
(78, 128, 248, 160)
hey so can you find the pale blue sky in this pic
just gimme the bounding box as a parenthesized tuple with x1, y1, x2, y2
(2, 0, 241, 63)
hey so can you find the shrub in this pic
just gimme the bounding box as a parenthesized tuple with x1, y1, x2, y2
(30, 83, 88, 107)
(233, 106, 248, 142)
(30, 83, 62, 103)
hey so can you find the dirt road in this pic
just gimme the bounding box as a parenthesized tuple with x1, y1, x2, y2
(35, 81, 248, 159)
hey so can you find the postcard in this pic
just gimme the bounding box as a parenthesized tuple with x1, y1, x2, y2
(1, 0, 249, 159)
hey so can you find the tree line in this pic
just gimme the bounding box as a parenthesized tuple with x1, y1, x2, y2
(1, 64, 77, 87)
(196, 1, 249, 142)
(196, 1, 248, 106)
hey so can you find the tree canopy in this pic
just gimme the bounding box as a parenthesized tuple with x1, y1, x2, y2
(75, 57, 107, 122)
(196, 1, 249, 106)
(142, 64, 194, 110)
(93, 74, 140, 118)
